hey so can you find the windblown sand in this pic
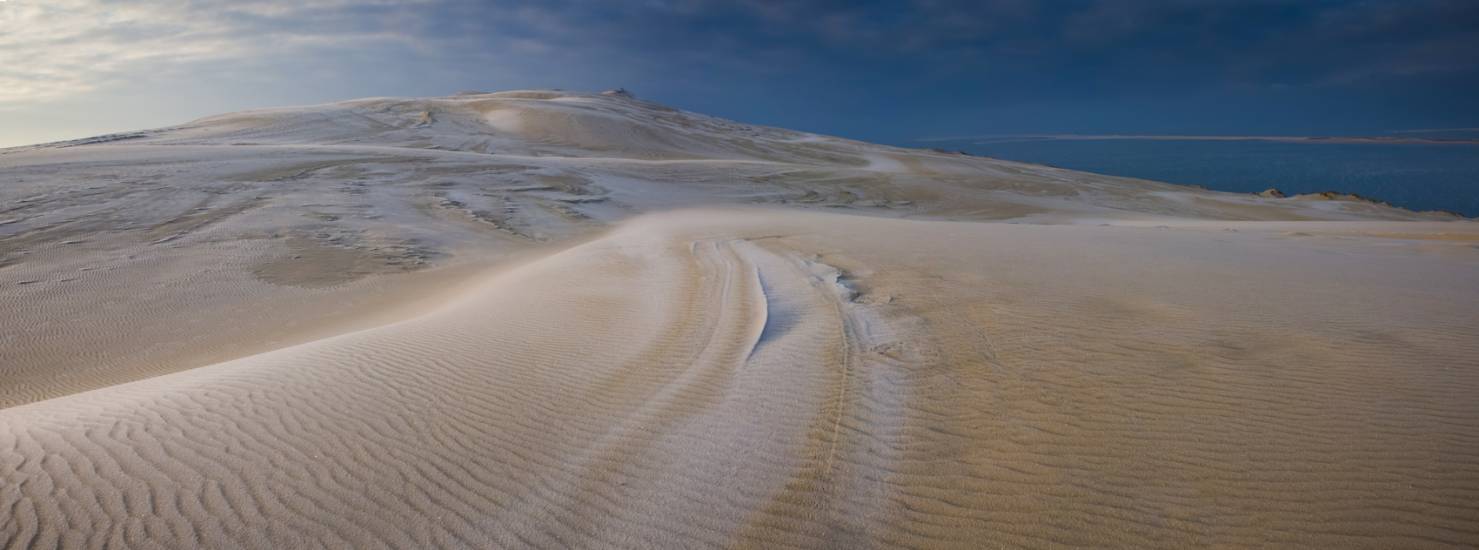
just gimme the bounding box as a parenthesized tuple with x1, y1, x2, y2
(3, 91, 1478, 548)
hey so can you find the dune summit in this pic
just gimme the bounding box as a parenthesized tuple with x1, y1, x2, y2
(2, 90, 1478, 548)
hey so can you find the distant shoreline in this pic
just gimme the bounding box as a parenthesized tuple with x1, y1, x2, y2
(917, 134, 1479, 145)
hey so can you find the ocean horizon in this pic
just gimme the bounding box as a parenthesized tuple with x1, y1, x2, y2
(921, 137, 1479, 217)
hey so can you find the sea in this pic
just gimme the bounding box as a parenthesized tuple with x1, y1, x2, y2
(918, 138, 1479, 218)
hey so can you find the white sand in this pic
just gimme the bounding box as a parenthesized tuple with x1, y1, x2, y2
(3, 91, 1478, 548)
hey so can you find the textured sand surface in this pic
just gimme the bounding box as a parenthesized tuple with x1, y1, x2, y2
(3, 91, 1478, 548)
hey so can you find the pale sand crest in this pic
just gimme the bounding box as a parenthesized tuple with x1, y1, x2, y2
(3, 91, 1478, 548)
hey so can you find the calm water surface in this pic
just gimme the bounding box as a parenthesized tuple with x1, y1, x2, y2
(922, 138, 1479, 217)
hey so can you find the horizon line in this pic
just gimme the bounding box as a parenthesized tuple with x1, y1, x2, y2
(912, 133, 1479, 145)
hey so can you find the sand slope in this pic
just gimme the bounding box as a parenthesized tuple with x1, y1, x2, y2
(1, 91, 1451, 405)
(3, 91, 1479, 548)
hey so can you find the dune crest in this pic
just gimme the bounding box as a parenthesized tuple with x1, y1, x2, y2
(3, 91, 1479, 547)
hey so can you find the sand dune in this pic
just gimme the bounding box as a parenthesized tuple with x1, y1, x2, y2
(3, 91, 1478, 548)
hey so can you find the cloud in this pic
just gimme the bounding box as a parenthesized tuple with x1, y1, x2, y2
(0, 0, 1474, 143)
(6, 0, 1473, 107)
(0, 0, 436, 104)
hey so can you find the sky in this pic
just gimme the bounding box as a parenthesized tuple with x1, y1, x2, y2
(2, 0, 1478, 147)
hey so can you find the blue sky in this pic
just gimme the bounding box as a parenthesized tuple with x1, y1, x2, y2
(2, 0, 1477, 147)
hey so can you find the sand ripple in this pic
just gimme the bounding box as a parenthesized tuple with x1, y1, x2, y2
(5, 210, 1479, 548)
